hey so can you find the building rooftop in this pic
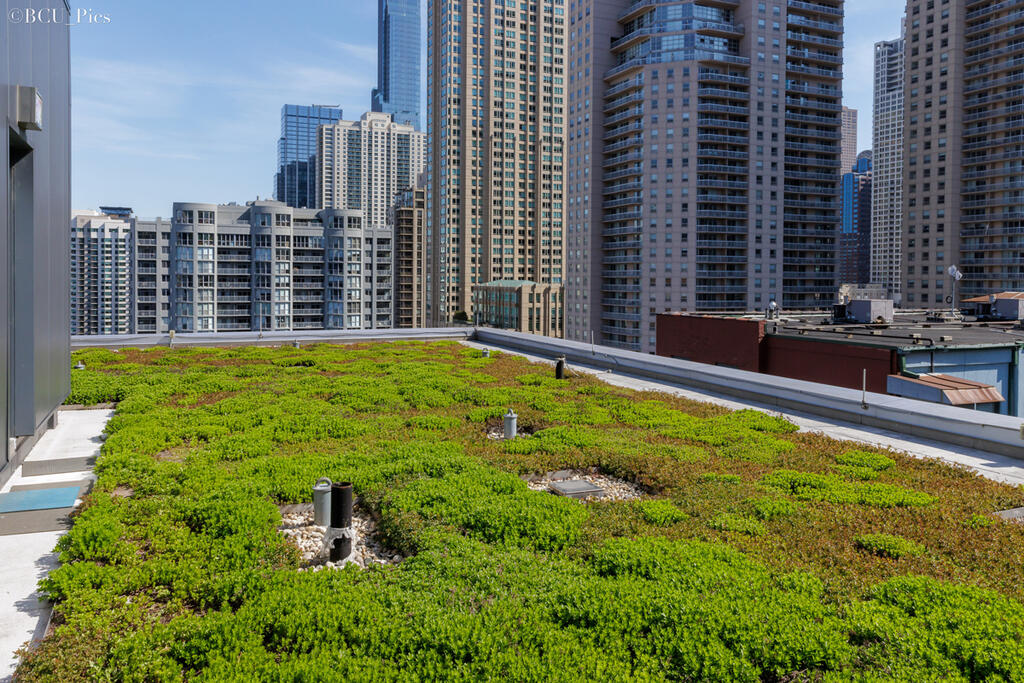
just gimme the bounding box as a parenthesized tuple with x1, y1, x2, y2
(10, 332, 1024, 679)
(662, 310, 1024, 351)
(963, 291, 1024, 303)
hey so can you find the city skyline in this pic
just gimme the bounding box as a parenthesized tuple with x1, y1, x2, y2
(71, 0, 901, 219)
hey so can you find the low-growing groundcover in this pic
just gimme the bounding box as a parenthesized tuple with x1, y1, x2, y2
(17, 342, 1024, 681)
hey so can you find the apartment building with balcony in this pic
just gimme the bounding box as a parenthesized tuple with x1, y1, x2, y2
(133, 217, 172, 333)
(958, 0, 1024, 300)
(390, 186, 428, 329)
(427, 0, 567, 329)
(168, 201, 391, 333)
(70, 209, 134, 335)
(317, 112, 426, 227)
(871, 29, 905, 302)
(566, 0, 844, 352)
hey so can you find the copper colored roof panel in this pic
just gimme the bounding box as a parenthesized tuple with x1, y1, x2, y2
(893, 373, 1005, 406)
(962, 291, 1024, 303)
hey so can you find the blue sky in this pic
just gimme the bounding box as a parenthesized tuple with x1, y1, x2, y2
(72, 0, 904, 218)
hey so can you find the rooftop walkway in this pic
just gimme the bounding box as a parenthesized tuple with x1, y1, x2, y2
(0, 409, 111, 680)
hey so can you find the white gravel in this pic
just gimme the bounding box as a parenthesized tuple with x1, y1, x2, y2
(525, 468, 645, 502)
(279, 508, 403, 571)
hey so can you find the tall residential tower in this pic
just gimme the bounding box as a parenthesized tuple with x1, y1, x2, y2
(70, 209, 134, 335)
(317, 112, 426, 229)
(958, 0, 1024, 300)
(427, 0, 567, 329)
(372, 0, 422, 128)
(566, 0, 844, 352)
(870, 31, 904, 302)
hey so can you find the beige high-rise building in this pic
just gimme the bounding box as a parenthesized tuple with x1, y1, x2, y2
(841, 106, 858, 172)
(958, 0, 1024, 300)
(70, 209, 134, 335)
(566, 0, 844, 352)
(900, 0, 1023, 307)
(317, 112, 426, 226)
(426, 0, 566, 330)
(871, 32, 905, 303)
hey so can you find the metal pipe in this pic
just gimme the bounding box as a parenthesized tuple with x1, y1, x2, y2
(861, 368, 868, 410)
(555, 356, 566, 380)
(330, 535, 352, 562)
(331, 481, 353, 529)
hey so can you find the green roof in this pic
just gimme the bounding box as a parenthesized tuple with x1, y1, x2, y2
(20, 342, 1024, 680)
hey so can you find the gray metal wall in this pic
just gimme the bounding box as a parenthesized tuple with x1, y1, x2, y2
(1, 0, 72, 475)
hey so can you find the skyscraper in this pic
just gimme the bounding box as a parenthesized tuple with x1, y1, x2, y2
(317, 112, 426, 229)
(841, 106, 858, 174)
(839, 155, 872, 285)
(958, 1, 1024, 300)
(427, 0, 566, 329)
(566, 0, 844, 353)
(870, 30, 905, 303)
(372, 0, 422, 129)
(274, 104, 344, 209)
(900, 0, 1024, 306)
(71, 209, 135, 335)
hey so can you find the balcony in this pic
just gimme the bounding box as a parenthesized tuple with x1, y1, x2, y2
(602, 196, 643, 210)
(602, 152, 644, 168)
(786, 32, 843, 49)
(786, 63, 842, 79)
(602, 225, 643, 237)
(697, 87, 749, 100)
(786, 82, 841, 96)
(602, 240, 642, 250)
(784, 155, 841, 168)
(603, 210, 642, 223)
(605, 76, 644, 98)
(603, 136, 643, 154)
(787, 0, 843, 17)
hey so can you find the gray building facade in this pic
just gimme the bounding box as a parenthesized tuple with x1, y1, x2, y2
(1, 0, 72, 480)
(169, 201, 392, 333)
(134, 216, 172, 333)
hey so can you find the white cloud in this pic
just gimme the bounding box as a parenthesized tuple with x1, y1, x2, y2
(332, 40, 377, 64)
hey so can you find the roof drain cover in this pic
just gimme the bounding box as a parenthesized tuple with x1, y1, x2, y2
(550, 480, 605, 500)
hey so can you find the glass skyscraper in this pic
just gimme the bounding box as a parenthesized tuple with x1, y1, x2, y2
(371, 0, 420, 129)
(274, 104, 344, 208)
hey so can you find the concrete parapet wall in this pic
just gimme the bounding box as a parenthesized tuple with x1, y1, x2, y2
(475, 329, 1024, 459)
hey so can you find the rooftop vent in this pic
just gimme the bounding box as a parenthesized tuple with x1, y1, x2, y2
(847, 299, 894, 324)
